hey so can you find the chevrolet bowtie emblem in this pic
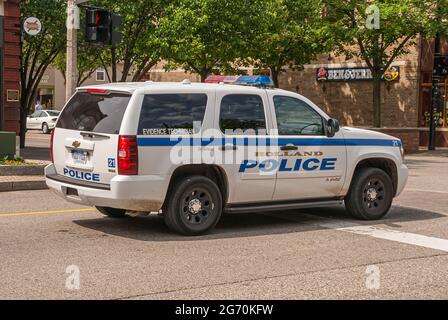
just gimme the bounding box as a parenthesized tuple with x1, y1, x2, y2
(72, 141, 81, 148)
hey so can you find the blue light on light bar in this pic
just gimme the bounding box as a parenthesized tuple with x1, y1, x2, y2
(234, 75, 274, 87)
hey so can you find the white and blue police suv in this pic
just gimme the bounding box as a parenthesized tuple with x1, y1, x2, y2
(45, 76, 408, 236)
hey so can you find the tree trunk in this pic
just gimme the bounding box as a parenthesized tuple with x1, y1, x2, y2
(372, 69, 382, 128)
(200, 71, 208, 83)
(19, 110, 27, 148)
(271, 68, 280, 88)
(111, 48, 117, 82)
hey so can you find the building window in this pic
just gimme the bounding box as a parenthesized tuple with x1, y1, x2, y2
(96, 69, 106, 82)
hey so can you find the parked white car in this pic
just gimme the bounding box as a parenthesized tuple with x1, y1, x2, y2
(27, 110, 60, 134)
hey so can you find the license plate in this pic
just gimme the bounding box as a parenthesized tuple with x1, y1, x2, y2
(72, 150, 88, 165)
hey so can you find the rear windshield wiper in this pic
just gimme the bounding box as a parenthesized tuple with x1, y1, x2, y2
(80, 132, 110, 139)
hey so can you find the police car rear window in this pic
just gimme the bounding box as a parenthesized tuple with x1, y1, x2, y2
(138, 94, 207, 135)
(57, 92, 131, 134)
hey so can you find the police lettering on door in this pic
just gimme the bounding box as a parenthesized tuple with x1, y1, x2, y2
(239, 157, 337, 173)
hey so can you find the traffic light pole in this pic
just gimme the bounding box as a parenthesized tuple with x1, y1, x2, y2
(66, 0, 91, 102)
(66, 0, 77, 102)
(429, 33, 441, 151)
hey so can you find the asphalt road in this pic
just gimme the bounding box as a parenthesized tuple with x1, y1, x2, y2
(1, 151, 448, 299)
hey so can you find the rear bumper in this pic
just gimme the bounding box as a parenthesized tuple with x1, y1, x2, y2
(45, 164, 168, 212)
(396, 163, 408, 197)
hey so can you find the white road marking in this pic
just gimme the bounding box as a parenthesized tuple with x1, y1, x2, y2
(404, 188, 448, 195)
(271, 213, 448, 253)
(317, 220, 448, 253)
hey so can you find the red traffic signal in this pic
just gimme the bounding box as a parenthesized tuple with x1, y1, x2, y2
(85, 8, 121, 45)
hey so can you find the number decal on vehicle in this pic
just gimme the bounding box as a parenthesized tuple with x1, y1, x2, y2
(108, 158, 116, 168)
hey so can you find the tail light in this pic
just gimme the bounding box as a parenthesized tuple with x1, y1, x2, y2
(118, 135, 138, 175)
(50, 129, 55, 163)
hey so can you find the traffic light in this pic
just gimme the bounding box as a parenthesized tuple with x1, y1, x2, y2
(85, 8, 122, 46)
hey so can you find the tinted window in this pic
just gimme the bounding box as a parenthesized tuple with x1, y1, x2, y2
(273, 96, 324, 136)
(138, 94, 207, 135)
(220, 94, 266, 133)
(57, 92, 131, 134)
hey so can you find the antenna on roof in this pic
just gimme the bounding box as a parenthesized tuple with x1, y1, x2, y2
(181, 79, 191, 85)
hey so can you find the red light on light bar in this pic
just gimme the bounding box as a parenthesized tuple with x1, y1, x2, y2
(87, 88, 108, 94)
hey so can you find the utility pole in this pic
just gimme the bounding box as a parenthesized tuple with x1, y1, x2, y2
(429, 33, 441, 150)
(66, 0, 77, 102)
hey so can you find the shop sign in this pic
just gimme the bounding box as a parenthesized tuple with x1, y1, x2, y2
(23, 17, 42, 36)
(316, 66, 400, 82)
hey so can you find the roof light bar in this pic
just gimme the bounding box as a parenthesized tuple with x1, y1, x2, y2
(205, 75, 273, 87)
(204, 75, 239, 83)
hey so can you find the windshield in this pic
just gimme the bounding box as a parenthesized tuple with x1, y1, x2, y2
(46, 110, 60, 117)
(56, 92, 131, 134)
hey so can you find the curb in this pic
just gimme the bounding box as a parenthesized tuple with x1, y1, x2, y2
(0, 177, 48, 192)
(0, 164, 46, 176)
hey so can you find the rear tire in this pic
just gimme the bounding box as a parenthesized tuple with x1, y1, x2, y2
(345, 168, 394, 220)
(164, 176, 222, 236)
(96, 206, 127, 218)
(42, 123, 50, 134)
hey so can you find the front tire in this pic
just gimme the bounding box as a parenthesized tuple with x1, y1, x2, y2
(164, 176, 222, 236)
(345, 168, 394, 220)
(96, 206, 127, 218)
(42, 123, 50, 134)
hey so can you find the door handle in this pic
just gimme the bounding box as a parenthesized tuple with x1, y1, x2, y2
(280, 144, 298, 151)
(221, 144, 238, 151)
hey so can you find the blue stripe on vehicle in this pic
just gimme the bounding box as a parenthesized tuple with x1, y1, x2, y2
(137, 137, 401, 147)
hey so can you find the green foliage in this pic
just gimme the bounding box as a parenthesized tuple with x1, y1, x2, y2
(324, 0, 441, 71)
(249, 0, 330, 87)
(322, 0, 445, 127)
(158, 0, 263, 81)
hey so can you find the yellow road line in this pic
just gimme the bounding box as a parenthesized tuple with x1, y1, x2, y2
(0, 208, 94, 218)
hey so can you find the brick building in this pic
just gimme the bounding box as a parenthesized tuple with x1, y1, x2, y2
(0, 0, 20, 134)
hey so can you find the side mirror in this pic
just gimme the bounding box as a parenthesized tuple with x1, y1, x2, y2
(326, 118, 340, 138)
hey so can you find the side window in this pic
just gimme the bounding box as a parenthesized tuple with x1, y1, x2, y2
(220, 94, 266, 134)
(138, 94, 207, 135)
(39, 112, 47, 117)
(273, 96, 324, 136)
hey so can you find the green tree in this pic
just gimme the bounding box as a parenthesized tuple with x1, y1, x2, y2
(250, 0, 330, 88)
(20, 0, 66, 147)
(158, 0, 260, 82)
(324, 0, 439, 127)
